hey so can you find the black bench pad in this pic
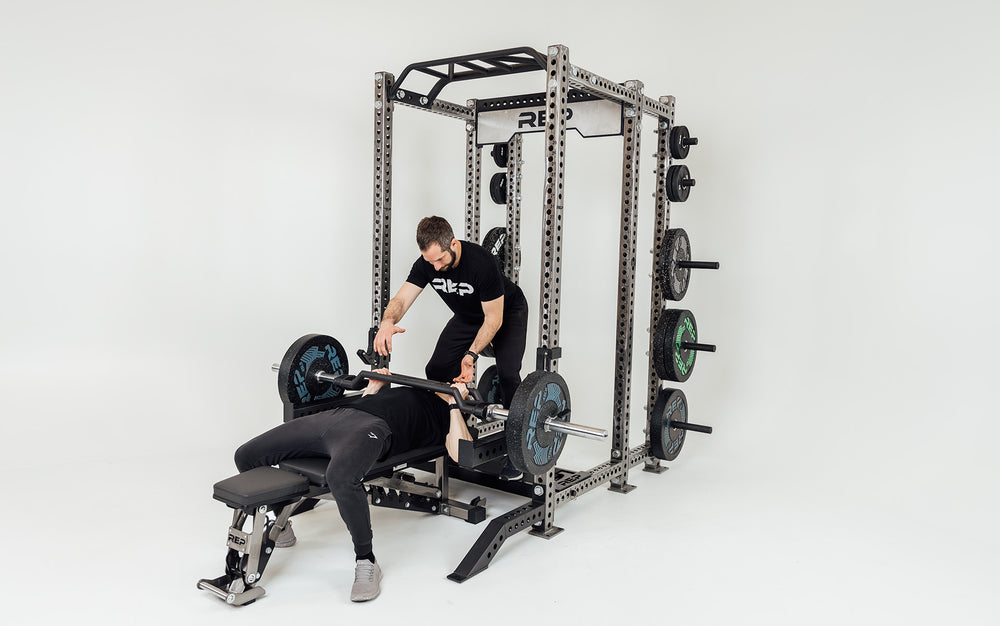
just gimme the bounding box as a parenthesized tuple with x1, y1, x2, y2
(213, 466, 310, 509)
(279, 445, 446, 488)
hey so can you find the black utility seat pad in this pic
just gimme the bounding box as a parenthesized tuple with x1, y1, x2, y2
(213, 466, 310, 509)
(279, 445, 446, 487)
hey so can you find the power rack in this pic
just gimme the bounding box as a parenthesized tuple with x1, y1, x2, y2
(370, 44, 718, 581)
(199, 44, 718, 606)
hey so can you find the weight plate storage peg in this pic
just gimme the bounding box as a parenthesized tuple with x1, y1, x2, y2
(506, 370, 572, 476)
(490, 143, 509, 168)
(668, 125, 698, 160)
(657, 228, 720, 301)
(489, 172, 508, 204)
(652, 309, 716, 382)
(477, 365, 503, 405)
(277, 334, 349, 405)
(666, 164, 695, 202)
(481, 226, 508, 272)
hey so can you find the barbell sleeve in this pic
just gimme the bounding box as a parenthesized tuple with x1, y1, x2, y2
(486, 406, 608, 440)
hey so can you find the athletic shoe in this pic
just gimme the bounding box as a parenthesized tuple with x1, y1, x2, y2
(350, 560, 382, 602)
(497, 460, 523, 481)
(274, 520, 296, 548)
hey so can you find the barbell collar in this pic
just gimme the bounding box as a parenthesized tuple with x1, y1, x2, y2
(676, 260, 720, 270)
(669, 421, 713, 434)
(680, 342, 716, 352)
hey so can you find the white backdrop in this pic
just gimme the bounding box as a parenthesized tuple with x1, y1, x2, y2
(2, 1, 998, 624)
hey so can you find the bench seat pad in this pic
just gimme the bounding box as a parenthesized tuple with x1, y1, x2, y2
(213, 466, 310, 509)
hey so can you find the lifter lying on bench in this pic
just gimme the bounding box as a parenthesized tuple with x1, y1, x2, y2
(201, 369, 473, 604)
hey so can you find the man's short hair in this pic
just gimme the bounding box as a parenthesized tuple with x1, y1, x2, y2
(416, 216, 455, 251)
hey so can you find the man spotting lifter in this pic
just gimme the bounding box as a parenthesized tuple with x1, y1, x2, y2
(374, 216, 529, 478)
(234, 370, 472, 602)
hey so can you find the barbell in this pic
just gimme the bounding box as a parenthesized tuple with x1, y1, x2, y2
(272, 334, 607, 475)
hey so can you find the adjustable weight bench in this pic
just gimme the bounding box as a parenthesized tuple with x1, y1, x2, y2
(198, 445, 487, 606)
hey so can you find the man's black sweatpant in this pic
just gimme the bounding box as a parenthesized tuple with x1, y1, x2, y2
(234, 408, 392, 558)
(424, 291, 528, 408)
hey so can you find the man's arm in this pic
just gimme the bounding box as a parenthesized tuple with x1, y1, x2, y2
(437, 383, 473, 462)
(374, 282, 424, 356)
(455, 295, 504, 383)
(361, 368, 391, 396)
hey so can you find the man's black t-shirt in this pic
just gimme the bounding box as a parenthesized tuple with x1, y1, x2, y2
(336, 387, 449, 456)
(406, 240, 522, 321)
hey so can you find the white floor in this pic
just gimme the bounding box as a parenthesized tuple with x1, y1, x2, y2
(7, 410, 997, 626)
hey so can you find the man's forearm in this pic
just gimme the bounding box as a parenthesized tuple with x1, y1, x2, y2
(469, 317, 502, 354)
(381, 298, 405, 325)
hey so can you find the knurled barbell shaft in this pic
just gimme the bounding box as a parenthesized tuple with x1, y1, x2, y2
(669, 421, 713, 434)
(681, 342, 716, 352)
(676, 260, 720, 270)
(486, 406, 607, 440)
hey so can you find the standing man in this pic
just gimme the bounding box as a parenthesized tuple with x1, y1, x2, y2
(374, 216, 528, 415)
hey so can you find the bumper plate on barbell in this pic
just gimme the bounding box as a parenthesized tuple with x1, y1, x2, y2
(506, 370, 571, 476)
(277, 334, 349, 406)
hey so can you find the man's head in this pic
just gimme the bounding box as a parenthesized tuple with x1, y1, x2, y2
(417, 216, 460, 271)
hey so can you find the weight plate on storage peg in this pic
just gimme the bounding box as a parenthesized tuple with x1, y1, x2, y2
(668, 125, 698, 160)
(277, 334, 349, 405)
(506, 370, 571, 476)
(481, 226, 508, 272)
(477, 365, 503, 405)
(652, 309, 701, 382)
(658, 228, 692, 301)
(666, 165, 695, 202)
(491, 144, 509, 168)
(489, 172, 508, 204)
(650, 388, 688, 461)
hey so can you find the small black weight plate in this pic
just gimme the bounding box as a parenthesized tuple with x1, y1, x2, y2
(657, 228, 691, 301)
(489, 172, 508, 204)
(506, 370, 571, 476)
(669, 125, 692, 160)
(277, 334, 348, 405)
(650, 388, 688, 461)
(666, 164, 692, 202)
(490, 143, 509, 168)
(652, 309, 698, 382)
(477, 364, 503, 405)
(481, 226, 508, 272)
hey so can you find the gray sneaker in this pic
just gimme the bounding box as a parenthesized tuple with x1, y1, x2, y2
(350, 560, 382, 602)
(274, 520, 296, 548)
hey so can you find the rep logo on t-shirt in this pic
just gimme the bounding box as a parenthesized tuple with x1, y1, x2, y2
(431, 278, 474, 296)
